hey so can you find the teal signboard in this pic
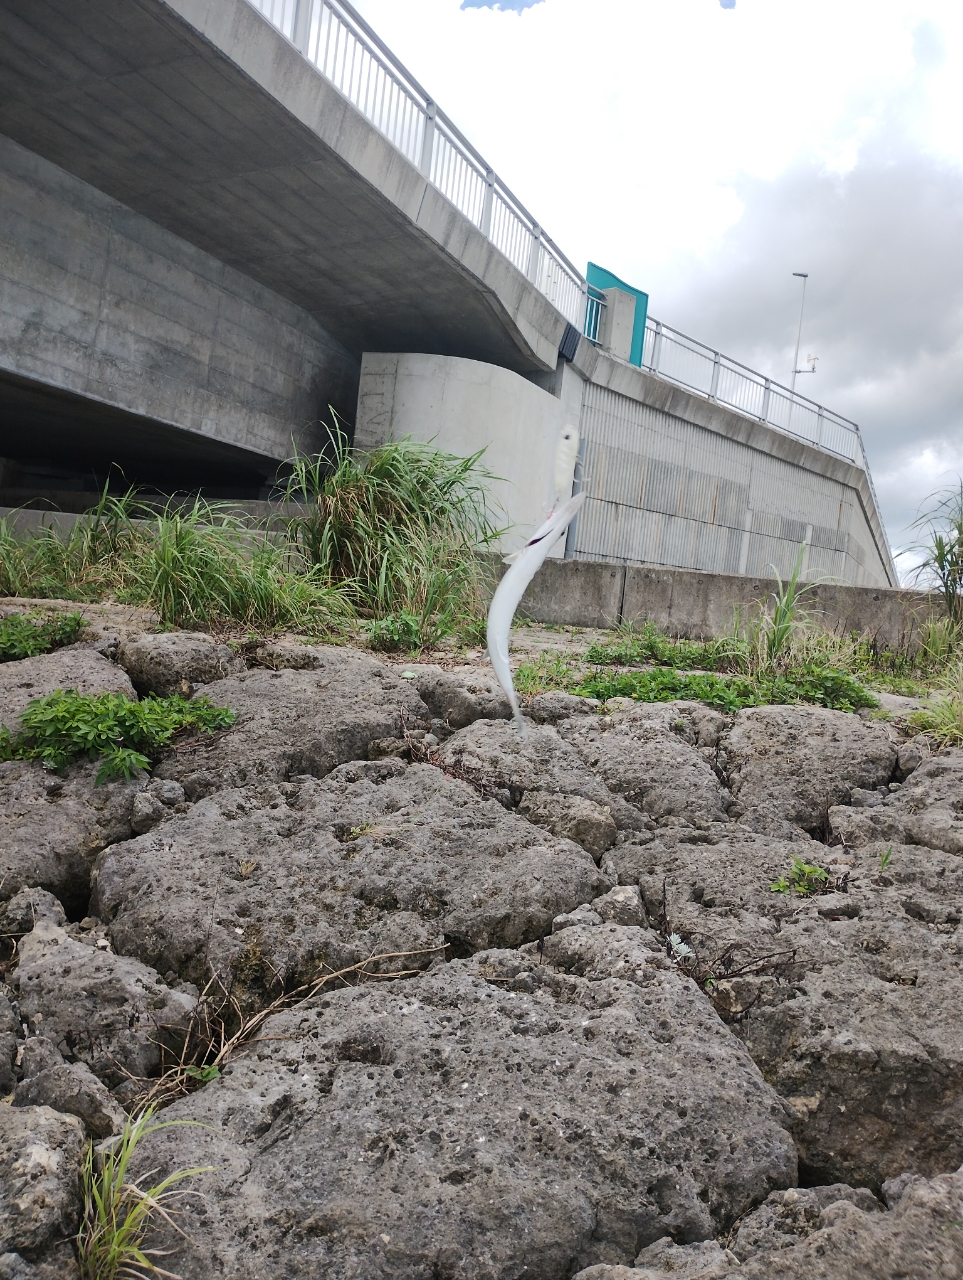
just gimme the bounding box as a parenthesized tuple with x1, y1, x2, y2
(586, 263, 649, 368)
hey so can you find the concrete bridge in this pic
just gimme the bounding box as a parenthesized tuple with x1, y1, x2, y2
(0, 0, 898, 586)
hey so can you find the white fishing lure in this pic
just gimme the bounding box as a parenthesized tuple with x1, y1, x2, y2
(486, 490, 586, 737)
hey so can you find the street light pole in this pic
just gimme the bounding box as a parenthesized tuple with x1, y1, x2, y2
(790, 271, 808, 394)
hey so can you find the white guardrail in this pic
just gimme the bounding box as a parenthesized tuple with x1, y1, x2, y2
(246, 0, 586, 327)
(247, 0, 875, 485)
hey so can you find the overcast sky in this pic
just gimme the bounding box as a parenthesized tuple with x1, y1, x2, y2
(350, 0, 963, 572)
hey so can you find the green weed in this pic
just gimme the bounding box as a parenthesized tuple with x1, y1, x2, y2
(514, 653, 582, 695)
(576, 665, 877, 714)
(0, 690, 235, 782)
(770, 856, 831, 896)
(0, 611, 84, 661)
(77, 1108, 212, 1280)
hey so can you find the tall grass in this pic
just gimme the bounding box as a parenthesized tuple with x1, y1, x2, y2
(0, 433, 501, 647)
(0, 493, 353, 635)
(281, 428, 502, 647)
(910, 480, 963, 625)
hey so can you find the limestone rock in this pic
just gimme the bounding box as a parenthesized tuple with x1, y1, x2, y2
(528, 691, 599, 724)
(591, 884, 646, 927)
(0, 761, 141, 917)
(15, 1059, 127, 1138)
(116, 630, 245, 696)
(410, 666, 511, 728)
(829, 749, 963, 855)
(731, 1183, 881, 1260)
(127, 950, 795, 1279)
(437, 718, 643, 839)
(720, 705, 896, 837)
(0, 648, 135, 734)
(92, 760, 608, 996)
(0, 1105, 84, 1257)
(605, 828, 963, 1186)
(559, 702, 731, 827)
(153, 654, 431, 797)
(13, 921, 197, 1086)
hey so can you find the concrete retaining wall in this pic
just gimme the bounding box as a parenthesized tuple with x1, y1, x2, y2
(512, 557, 936, 651)
(356, 352, 568, 554)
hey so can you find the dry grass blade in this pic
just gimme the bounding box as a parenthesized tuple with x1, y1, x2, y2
(134, 945, 445, 1112)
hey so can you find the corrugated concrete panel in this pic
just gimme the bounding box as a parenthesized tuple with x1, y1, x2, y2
(570, 367, 893, 588)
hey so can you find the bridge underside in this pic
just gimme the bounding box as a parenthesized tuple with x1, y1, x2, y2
(0, 372, 275, 504)
(0, 0, 555, 375)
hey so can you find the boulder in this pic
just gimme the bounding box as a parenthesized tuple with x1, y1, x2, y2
(603, 828, 963, 1186)
(0, 761, 141, 917)
(573, 1171, 963, 1279)
(152, 653, 431, 797)
(528, 691, 599, 724)
(409, 665, 511, 728)
(720, 705, 897, 837)
(829, 749, 963, 855)
(436, 718, 642, 848)
(0, 648, 135, 734)
(116, 630, 245, 696)
(13, 921, 197, 1087)
(559, 702, 732, 828)
(92, 760, 609, 997)
(0, 1106, 84, 1258)
(15, 1058, 127, 1138)
(127, 941, 795, 1279)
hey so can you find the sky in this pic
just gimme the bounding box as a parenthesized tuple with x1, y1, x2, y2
(349, 0, 963, 573)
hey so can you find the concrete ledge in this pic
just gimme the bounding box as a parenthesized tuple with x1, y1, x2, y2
(512, 556, 936, 651)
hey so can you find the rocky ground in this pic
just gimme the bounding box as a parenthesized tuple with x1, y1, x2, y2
(0, 603, 961, 1279)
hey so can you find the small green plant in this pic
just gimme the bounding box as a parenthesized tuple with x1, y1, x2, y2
(770, 856, 831, 896)
(514, 653, 582, 695)
(77, 1108, 212, 1280)
(879, 846, 894, 875)
(364, 611, 423, 652)
(909, 481, 963, 625)
(908, 695, 963, 746)
(0, 611, 85, 662)
(0, 690, 235, 782)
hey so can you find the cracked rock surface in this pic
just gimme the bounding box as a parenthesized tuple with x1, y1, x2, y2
(3, 621, 963, 1279)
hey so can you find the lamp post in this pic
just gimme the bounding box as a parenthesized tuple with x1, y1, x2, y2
(790, 271, 808, 394)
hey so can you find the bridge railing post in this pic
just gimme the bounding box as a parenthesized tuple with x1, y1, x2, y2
(292, 0, 312, 54)
(420, 101, 437, 178)
(481, 169, 494, 237)
(527, 223, 542, 285)
(708, 351, 721, 400)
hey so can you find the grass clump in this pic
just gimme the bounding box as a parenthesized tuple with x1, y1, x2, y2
(0, 610, 84, 661)
(0, 690, 235, 782)
(281, 429, 502, 650)
(78, 1108, 211, 1280)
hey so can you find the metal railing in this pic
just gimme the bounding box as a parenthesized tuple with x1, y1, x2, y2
(583, 286, 607, 346)
(245, 0, 587, 327)
(640, 318, 868, 468)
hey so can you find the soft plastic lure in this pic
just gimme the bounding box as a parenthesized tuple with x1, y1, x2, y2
(486, 490, 586, 737)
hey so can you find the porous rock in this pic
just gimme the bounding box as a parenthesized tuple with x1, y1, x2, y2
(720, 705, 897, 837)
(15, 1058, 127, 1138)
(0, 1105, 84, 1257)
(0, 1251, 80, 1280)
(605, 828, 963, 1186)
(528, 690, 599, 724)
(0, 989, 19, 1096)
(0, 761, 141, 917)
(437, 718, 643, 846)
(116, 630, 245, 696)
(574, 1170, 963, 1279)
(731, 1183, 881, 1260)
(829, 749, 963, 855)
(128, 939, 795, 1279)
(0, 648, 136, 734)
(559, 702, 732, 828)
(410, 665, 511, 728)
(13, 921, 197, 1086)
(92, 760, 608, 995)
(152, 653, 431, 797)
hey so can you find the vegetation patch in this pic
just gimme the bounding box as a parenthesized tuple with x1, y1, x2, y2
(0, 610, 84, 662)
(576, 665, 878, 714)
(0, 689, 235, 782)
